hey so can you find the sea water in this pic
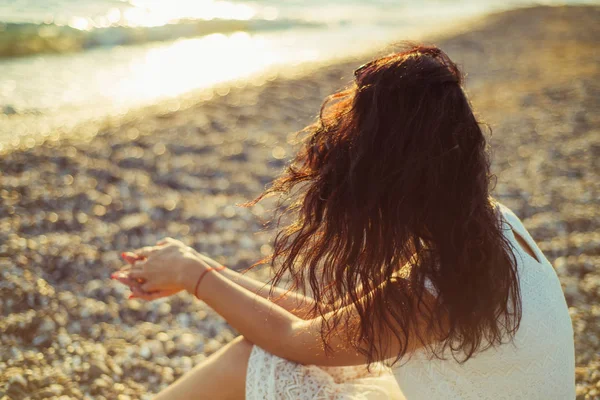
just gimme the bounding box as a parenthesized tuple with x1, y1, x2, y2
(0, 0, 595, 146)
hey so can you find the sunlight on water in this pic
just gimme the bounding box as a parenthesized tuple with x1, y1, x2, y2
(120, 32, 288, 103)
(59, 0, 259, 29)
(9, 0, 584, 145)
(68, 16, 92, 30)
(117, 0, 256, 28)
(33, 0, 261, 29)
(2, 25, 389, 143)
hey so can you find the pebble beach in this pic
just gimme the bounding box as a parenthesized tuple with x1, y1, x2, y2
(1, 5, 599, 399)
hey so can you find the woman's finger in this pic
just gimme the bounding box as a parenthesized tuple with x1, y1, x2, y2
(130, 285, 151, 295)
(127, 269, 146, 280)
(112, 274, 137, 286)
(112, 265, 147, 282)
(113, 272, 147, 287)
(131, 289, 170, 301)
(115, 265, 145, 278)
(132, 246, 158, 259)
(111, 268, 136, 280)
(121, 252, 143, 264)
(111, 268, 129, 277)
(129, 259, 149, 272)
(157, 237, 174, 246)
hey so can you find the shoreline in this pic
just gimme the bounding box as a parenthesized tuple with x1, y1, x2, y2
(0, 4, 562, 155)
(1, 5, 599, 399)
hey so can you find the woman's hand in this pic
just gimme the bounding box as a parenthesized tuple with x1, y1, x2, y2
(112, 259, 181, 301)
(112, 238, 209, 301)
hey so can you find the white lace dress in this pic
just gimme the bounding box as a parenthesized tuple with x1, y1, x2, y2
(245, 203, 575, 399)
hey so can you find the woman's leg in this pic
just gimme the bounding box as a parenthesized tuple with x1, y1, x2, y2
(153, 335, 253, 400)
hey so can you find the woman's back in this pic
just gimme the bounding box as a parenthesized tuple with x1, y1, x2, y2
(241, 46, 576, 400)
(393, 202, 575, 399)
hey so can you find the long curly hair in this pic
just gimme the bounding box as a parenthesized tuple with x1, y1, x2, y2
(240, 44, 521, 367)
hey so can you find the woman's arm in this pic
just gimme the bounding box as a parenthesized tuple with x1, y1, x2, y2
(196, 252, 319, 320)
(187, 265, 371, 366)
(186, 257, 430, 367)
(125, 247, 362, 365)
(177, 260, 422, 367)
(124, 240, 419, 366)
(195, 252, 369, 320)
(121, 249, 320, 319)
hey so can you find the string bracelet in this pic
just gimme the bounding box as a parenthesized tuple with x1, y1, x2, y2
(194, 265, 227, 299)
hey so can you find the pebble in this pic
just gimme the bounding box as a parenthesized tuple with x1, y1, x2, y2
(8, 374, 27, 389)
(139, 345, 152, 360)
(89, 361, 111, 379)
(176, 313, 191, 328)
(147, 340, 165, 357)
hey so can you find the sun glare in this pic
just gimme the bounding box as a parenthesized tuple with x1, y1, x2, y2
(123, 0, 257, 27)
(120, 32, 279, 102)
(68, 16, 92, 31)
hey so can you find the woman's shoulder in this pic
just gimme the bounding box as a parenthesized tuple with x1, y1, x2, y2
(490, 199, 529, 237)
(490, 198, 521, 223)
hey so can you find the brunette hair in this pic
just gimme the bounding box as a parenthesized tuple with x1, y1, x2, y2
(241, 44, 521, 367)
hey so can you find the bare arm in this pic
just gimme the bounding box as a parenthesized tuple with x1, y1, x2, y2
(196, 252, 319, 320)
(121, 248, 321, 319)
(196, 251, 375, 320)
(187, 263, 371, 366)
(175, 260, 425, 366)
(126, 240, 431, 366)
(123, 247, 387, 320)
(187, 255, 429, 366)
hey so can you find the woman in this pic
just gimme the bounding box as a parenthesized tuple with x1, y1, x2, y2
(112, 45, 575, 399)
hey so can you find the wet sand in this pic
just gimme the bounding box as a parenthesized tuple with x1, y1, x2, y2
(1, 5, 599, 399)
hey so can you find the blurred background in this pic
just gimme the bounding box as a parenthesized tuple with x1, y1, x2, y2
(1, 1, 599, 399)
(0, 0, 598, 146)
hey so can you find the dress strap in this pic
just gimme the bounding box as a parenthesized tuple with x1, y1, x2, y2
(496, 203, 545, 265)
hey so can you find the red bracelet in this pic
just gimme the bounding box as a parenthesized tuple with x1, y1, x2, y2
(194, 265, 226, 299)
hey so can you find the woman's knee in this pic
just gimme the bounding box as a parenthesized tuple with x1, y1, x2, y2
(230, 335, 253, 350)
(221, 335, 254, 365)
